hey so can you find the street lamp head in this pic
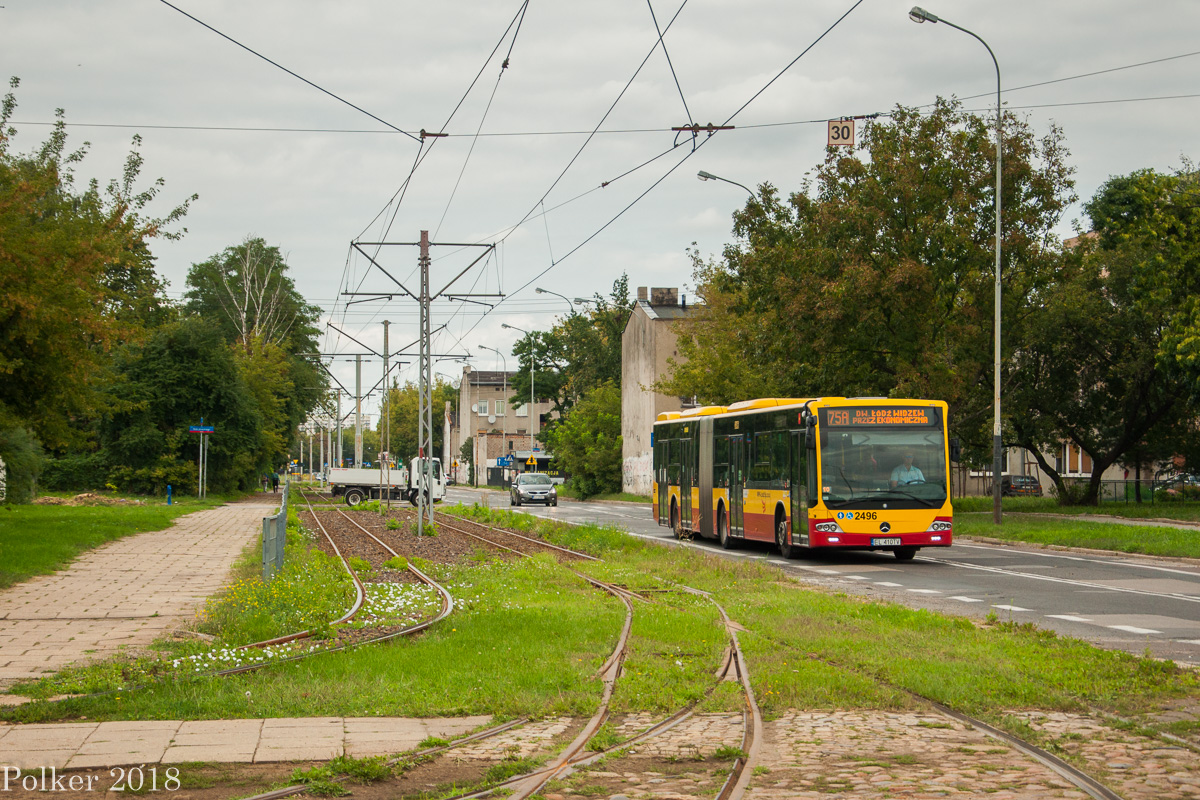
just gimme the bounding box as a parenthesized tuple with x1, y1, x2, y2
(500, 323, 512, 330)
(535, 287, 547, 294)
(697, 170, 716, 181)
(908, 6, 939, 23)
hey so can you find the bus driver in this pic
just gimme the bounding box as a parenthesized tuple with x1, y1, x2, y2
(890, 454, 925, 488)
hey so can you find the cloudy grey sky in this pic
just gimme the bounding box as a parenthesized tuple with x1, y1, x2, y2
(5, 1, 1198, 413)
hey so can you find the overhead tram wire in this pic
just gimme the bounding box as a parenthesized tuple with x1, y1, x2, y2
(497, 0, 693, 248)
(433, 1, 532, 238)
(646, 0, 694, 132)
(338, 0, 532, 337)
(453, 0, 869, 347)
(155, 0, 420, 143)
(333, 0, 530, 340)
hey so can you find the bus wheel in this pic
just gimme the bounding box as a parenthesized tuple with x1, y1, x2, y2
(670, 502, 682, 539)
(345, 488, 364, 507)
(894, 546, 917, 561)
(718, 506, 735, 550)
(776, 514, 797, 559)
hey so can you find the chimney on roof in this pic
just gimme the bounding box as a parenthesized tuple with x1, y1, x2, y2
(637, 286, 648, 302)
(650, 287, 678, 306)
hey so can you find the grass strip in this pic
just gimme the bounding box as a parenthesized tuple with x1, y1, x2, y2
(954, 512, 1200, 559)
(7, 504, 1198, 748)
(954, 494, 1200, 522)
(0, 495, 228, 589)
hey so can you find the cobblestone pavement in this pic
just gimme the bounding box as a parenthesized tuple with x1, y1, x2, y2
(0, 503, 273, 688)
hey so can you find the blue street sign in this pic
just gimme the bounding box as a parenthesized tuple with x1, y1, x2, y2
(189, 425, 215, 433)
(497, 455, 513, 467)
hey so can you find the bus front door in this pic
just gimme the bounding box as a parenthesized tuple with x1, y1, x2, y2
(730, 435, 744, 536)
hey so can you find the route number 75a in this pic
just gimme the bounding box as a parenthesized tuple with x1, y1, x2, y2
(827, 119, 855, 147)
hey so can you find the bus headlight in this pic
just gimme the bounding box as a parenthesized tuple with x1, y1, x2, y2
(814, 520, 843, 534)
(925, 519, 952, 533)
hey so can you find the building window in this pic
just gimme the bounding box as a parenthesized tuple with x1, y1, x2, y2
(493, 400, 505, 417)
(516, 403, 529, 417)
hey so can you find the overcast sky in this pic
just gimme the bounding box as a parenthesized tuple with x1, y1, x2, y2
(5, 1, 1198, 414)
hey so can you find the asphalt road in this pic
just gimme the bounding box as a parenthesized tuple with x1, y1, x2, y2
(444, 487, 1200, 667)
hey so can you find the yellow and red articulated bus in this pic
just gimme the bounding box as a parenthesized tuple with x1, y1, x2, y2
(651, 397, 954, 561)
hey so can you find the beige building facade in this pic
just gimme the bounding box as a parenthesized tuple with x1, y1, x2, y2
(621, 287, 696, 495)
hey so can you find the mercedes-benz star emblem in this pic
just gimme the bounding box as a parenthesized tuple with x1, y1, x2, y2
(879, 522, 891, 533)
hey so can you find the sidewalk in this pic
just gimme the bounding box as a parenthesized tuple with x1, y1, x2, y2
(0, 716, 493, 770)
(0, 502, 274, 690)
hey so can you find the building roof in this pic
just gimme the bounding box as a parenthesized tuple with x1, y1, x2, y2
(463, 369, 517, 386)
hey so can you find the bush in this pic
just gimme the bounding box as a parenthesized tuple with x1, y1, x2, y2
(40, 452, 108, 492)
(0, 427, 43, 504)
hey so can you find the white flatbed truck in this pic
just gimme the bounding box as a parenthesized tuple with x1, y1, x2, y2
(329, 458, 445, 507)
(328, 465, 410, 506)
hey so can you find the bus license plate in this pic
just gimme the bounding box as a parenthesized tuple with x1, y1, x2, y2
(872, 537, 901, 547)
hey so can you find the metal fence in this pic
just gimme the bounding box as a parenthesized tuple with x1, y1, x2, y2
(1094, 477, 1199, 505)
(262, 479, 288, 580)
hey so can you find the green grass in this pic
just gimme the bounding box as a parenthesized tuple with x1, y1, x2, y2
(954, 513, 1200, 559)
(6, 503, 1198, 747)
(954, 494, 1200, 522)
(0, 496, 227, 589)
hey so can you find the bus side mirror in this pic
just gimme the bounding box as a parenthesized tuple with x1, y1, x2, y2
(950, 438, 962, 464)
(804, 417, 816, 451)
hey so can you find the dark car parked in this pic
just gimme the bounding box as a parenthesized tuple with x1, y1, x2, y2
(1000, 474, 1043, 497)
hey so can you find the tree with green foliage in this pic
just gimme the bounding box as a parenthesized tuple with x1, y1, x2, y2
(0, 79, 194, 461)
(381, 377, 458, 462)
(100, 317, 265, 494)
(658, 98, 1075, 462)
(184, 237, 325, 473)
(541, 382, 622, 498)
(509, 275, 633, 442)
(1008, 165, 1200, 505)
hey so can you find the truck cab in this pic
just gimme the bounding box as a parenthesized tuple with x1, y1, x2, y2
(408, 457, 446, 505)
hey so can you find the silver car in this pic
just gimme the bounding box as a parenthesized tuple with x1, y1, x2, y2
(511, 472, 558, 506)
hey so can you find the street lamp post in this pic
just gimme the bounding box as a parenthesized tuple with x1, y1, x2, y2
(479, 345, 508, 483)
(535, 287, 575, 314)
(910, 5, 1004, 525)
(501, 323, 537, 450)
(697, 170, 755, 199)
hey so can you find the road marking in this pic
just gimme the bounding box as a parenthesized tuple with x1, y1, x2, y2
(1179, 639, 1200, 645)
(769, 560, 789, 565)
(949, 596, 983, 603)
(875, 581, 903, 587)
(1107, 624, 1161, 635)
(922, 557, 1200, 606)
(812, 569, 841, 575)
(908, 588, 942, 594)
(992, 604, 1030, 611)
(1046, 614, 1093, 622)
(845, 576, 868, 580)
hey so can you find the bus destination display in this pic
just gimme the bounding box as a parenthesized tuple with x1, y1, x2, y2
(824, 407, 938, 427)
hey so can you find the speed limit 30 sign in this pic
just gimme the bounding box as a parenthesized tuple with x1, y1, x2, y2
(827, 118, 855, 147)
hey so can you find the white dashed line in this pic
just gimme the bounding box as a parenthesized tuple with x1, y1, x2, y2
(845, 576, 868, 581)
(769, 560, 789, 565)
(992, 604, 1030, 612)
(1179, 639, 1200, 645)
(875, 582, 903, 587)
(949, 596, 983, 603)
(1107, 625, 1161, 635)
(907, 589, 942, 594)
(813, 569, 841, 575)
(1046, 614, 1093, 623)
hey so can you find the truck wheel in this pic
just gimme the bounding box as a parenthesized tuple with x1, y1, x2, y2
(345, 488, 365, 507)
(408, 489, 419, 507)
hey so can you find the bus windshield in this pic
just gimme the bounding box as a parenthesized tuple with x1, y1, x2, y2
(819, 422, 947, 509)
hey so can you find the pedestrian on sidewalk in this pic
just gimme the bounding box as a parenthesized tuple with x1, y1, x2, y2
(271, 471, 280, 493)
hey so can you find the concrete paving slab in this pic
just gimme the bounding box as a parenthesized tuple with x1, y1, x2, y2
(0, 724, 97, 752)
(253, 746, 343, 763)
(0, 750, 79, 770)
(162, 744, 257, 764)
